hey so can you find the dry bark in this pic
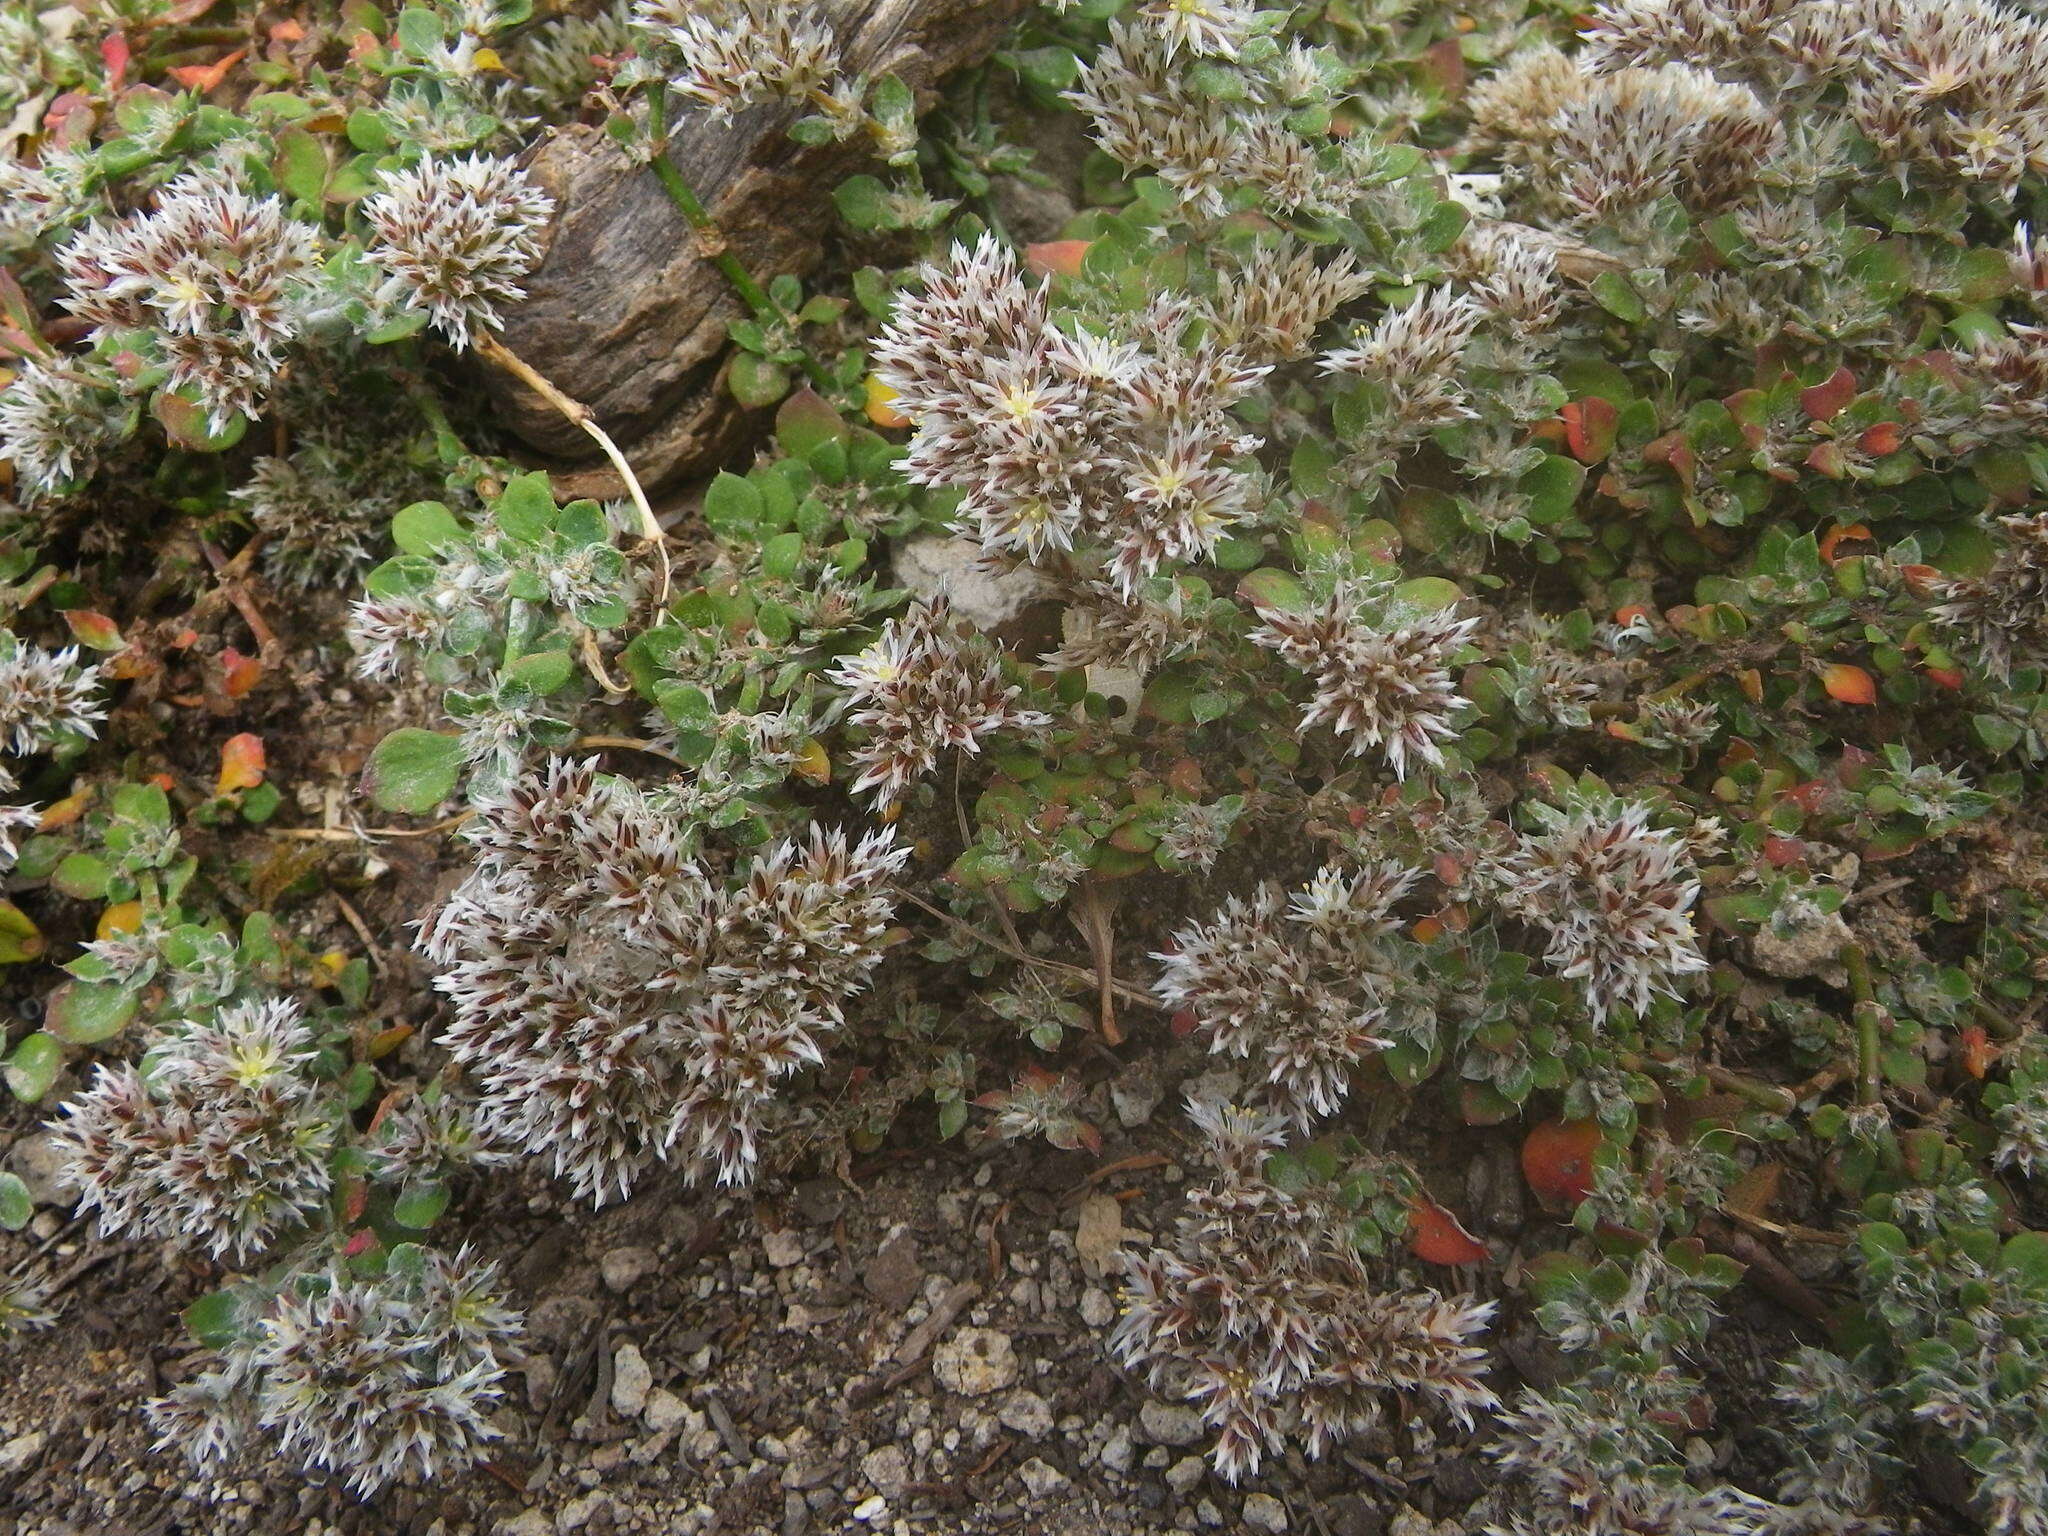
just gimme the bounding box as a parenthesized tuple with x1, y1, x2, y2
(488, 0, 1032, 492)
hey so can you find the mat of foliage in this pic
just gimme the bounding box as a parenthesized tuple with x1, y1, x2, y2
(3, 1, 2048, 1533)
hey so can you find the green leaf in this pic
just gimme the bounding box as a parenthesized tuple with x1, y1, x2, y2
(391, 501, 465, 555)
(502, 648, 574, 696)
(273, 127, 329, 206)
(1590, 270, 1647, 324)
(728, 351, 790, 408)
(183, 1289, 244, 1347)
(51, 852, 111, 900)
(0, 900, 42, 965)
(0, 1171, 29, 1230)
(1392, 576, 1464, 613)
(3, 1033, 61, 1103)
(775, 388, 849, 458)
(1973, 713, 2023, 755)
(396, 5, 444, 56)
(363, 307, 430, 345)
(365, 729, 463, 814)
(493, 472, 557, 543)
(1236, 567, 1308, 612)
(45, 981, 139, 1045)
(833, 174, 892, 232)
(703, 471, 765, 539)
(392, 1181, 450, 1230)
(346, 106, 392, 152)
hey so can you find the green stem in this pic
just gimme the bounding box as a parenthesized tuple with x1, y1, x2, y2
(1843, 942, 1884, 1107)
(396, 351, 470, 469)
(644, 88, 836, 393)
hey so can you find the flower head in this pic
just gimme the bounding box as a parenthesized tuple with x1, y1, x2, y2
(364, 155, 553, 349)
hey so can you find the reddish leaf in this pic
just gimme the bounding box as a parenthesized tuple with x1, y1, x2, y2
(343, 1227, 377, 1258)
(1924, 665, 1964, 691)
(100, 32, 130, 87)
(168, 46, 247, 94)
(1822, 663, 1877, 705)
(216, 732, 266, 795)
(1522, 1119, 1601, 1206)
(1170, 1008, 1199, 1039)
(1799, 365, 1856, 422)
(1024, 240, 1091, 279)
(1898, 563, 1942, 597)
(1960, 1025, 1995, 1080)
(1561, 396, 1619, 464)
(1408, 1198, 1488, 1265)
(1805, 441, 1847, 479)
(1818, 523, 1872, 564)
(1858, 421, 1903, 456)
(1763, 835, 1807, 867)
(1419, 37, 1465, 94)
(221, 646, 262, 698)
(60, 609, 123, 651)
(1613, 604, 1651, 626)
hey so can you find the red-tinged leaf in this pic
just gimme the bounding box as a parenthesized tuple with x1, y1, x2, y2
(1806, 441, 1846, 479)
(221, 646, 261, 698)
(38, 790, 88, 830)
(216, 732, 266, 795)
(168, 46, 247, 94)
(147, 772, 175, 792)
(1074, 1120, 1103, 1156)
(1170, 1008, 1200, 1039)
(1823, 663, 1877, 705)
(1924, 665, 1964, 691)
(1412, 914, 1444, 944)
(61, 609, 122, 650)
(1763, 835, 1807, 867)
(1960, 1024, 1994, 1080)
(1024, 240, 1090, 279)
(343, 1177, 369, 1225)
(1561, 396, 1619, 463)
(1786, 780, 1831, 814)
(1408, 1198, 1488, 1265)
(1433, 852, 1463, 885)
(343, 1227, 377, 1258)
(1614, 604, 1651, 625)
(1837, 743, 1876, 784)
(1899, 563, 1942, 597)
(100, 32, 130, 86)
(156, 0, 228, 24)
(270, 18, 307, 41)
(1800, 365, 1856, 421)
(1859, 421, 1903, 456)
(1522, 1119, 1601, 1207)
(1606, 718, 1641, 741)
(1818, 523, 1873, 564)
(1419, 37, 1465, 94)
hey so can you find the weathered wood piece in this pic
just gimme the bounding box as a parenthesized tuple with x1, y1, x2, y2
(490, 0, 1032, 488)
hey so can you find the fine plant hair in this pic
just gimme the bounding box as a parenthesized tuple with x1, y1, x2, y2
(1110, 1099, 1495, 1483)
(146, 1246, 522, 1498)
(419, 756, 906, 1203)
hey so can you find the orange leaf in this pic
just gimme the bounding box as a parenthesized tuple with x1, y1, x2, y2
(1407, 1198, 1488, 1265)
(1817, 523, 1872, 564)
(1858, 421, 1903, 457)
(1924, 665, 1964, 692)
(1822, 663, 1877, 705)
(61, 609, 123, 651)
(38, 789, 89, 830)
(1725, 1162, 1783, 1221)
(1024, 240, 1091, 279)
(167, 46, 247, 94)
(1799, 365, 1856, 422)
(216, 732, 266, 795)
(1960, 1024, 1996, 1080)
(221, 646, 262, 698)
(863, 374, 909, 429)
(1522, 1119, 1601, 1206)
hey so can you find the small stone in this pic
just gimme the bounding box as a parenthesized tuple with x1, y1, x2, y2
(1074, 1193, 1125, 1278)
(1197, 1499, 1224, 1527)
(1140, 1400, 1205, 1448)
(893, 534, 1053, 631)
(555, 1494, 608, 1534)
(1079, 1287, 1116, 1328)
(852, 1494, 888, 1522)
(1165, 1456, 1206, 1495)
(863, 1227, 922, 1311)
(1018, 1458, 1071, 1499)
(1243, 1493, 1288, 1533)
(643, 1388, 688, 1433)
(860, 1444, 909, 1498)
(0, 1431, 46, 1474)
(610, 1342, 652, 1418)
(932, 1327, 1018, 1397)
(997, 1390, 1054, 1439)
(1387, 1510, 1435, 1536)
(1101, 1424, 1135, 1474)
(5, 1133, 77, 1207)
(1109, 1058, 1163, 1127)
(600, 1246, 656, 1293)
(763, 1228, 806, 1268)
(497, 1512, 551, 1536)
(1323, 1494, 1387, 1536)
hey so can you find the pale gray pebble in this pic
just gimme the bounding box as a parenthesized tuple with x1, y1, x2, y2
(1079, 1286, 1116, 1328)
(610, 1342, 652, 1418)
(1165, 1456, 1206, 1495)
(600, 1245, 655, 1293)
(997, 1389, 1054, 1439)
(933, 1327, 1019, 1397)
(1140, 1400, 1206, 1447)
(1018, 1457, 1071, 1499)
(1244, 1492, 1290, 1532)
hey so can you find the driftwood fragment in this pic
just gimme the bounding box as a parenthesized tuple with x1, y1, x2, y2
(489, 0, 1031, 490)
